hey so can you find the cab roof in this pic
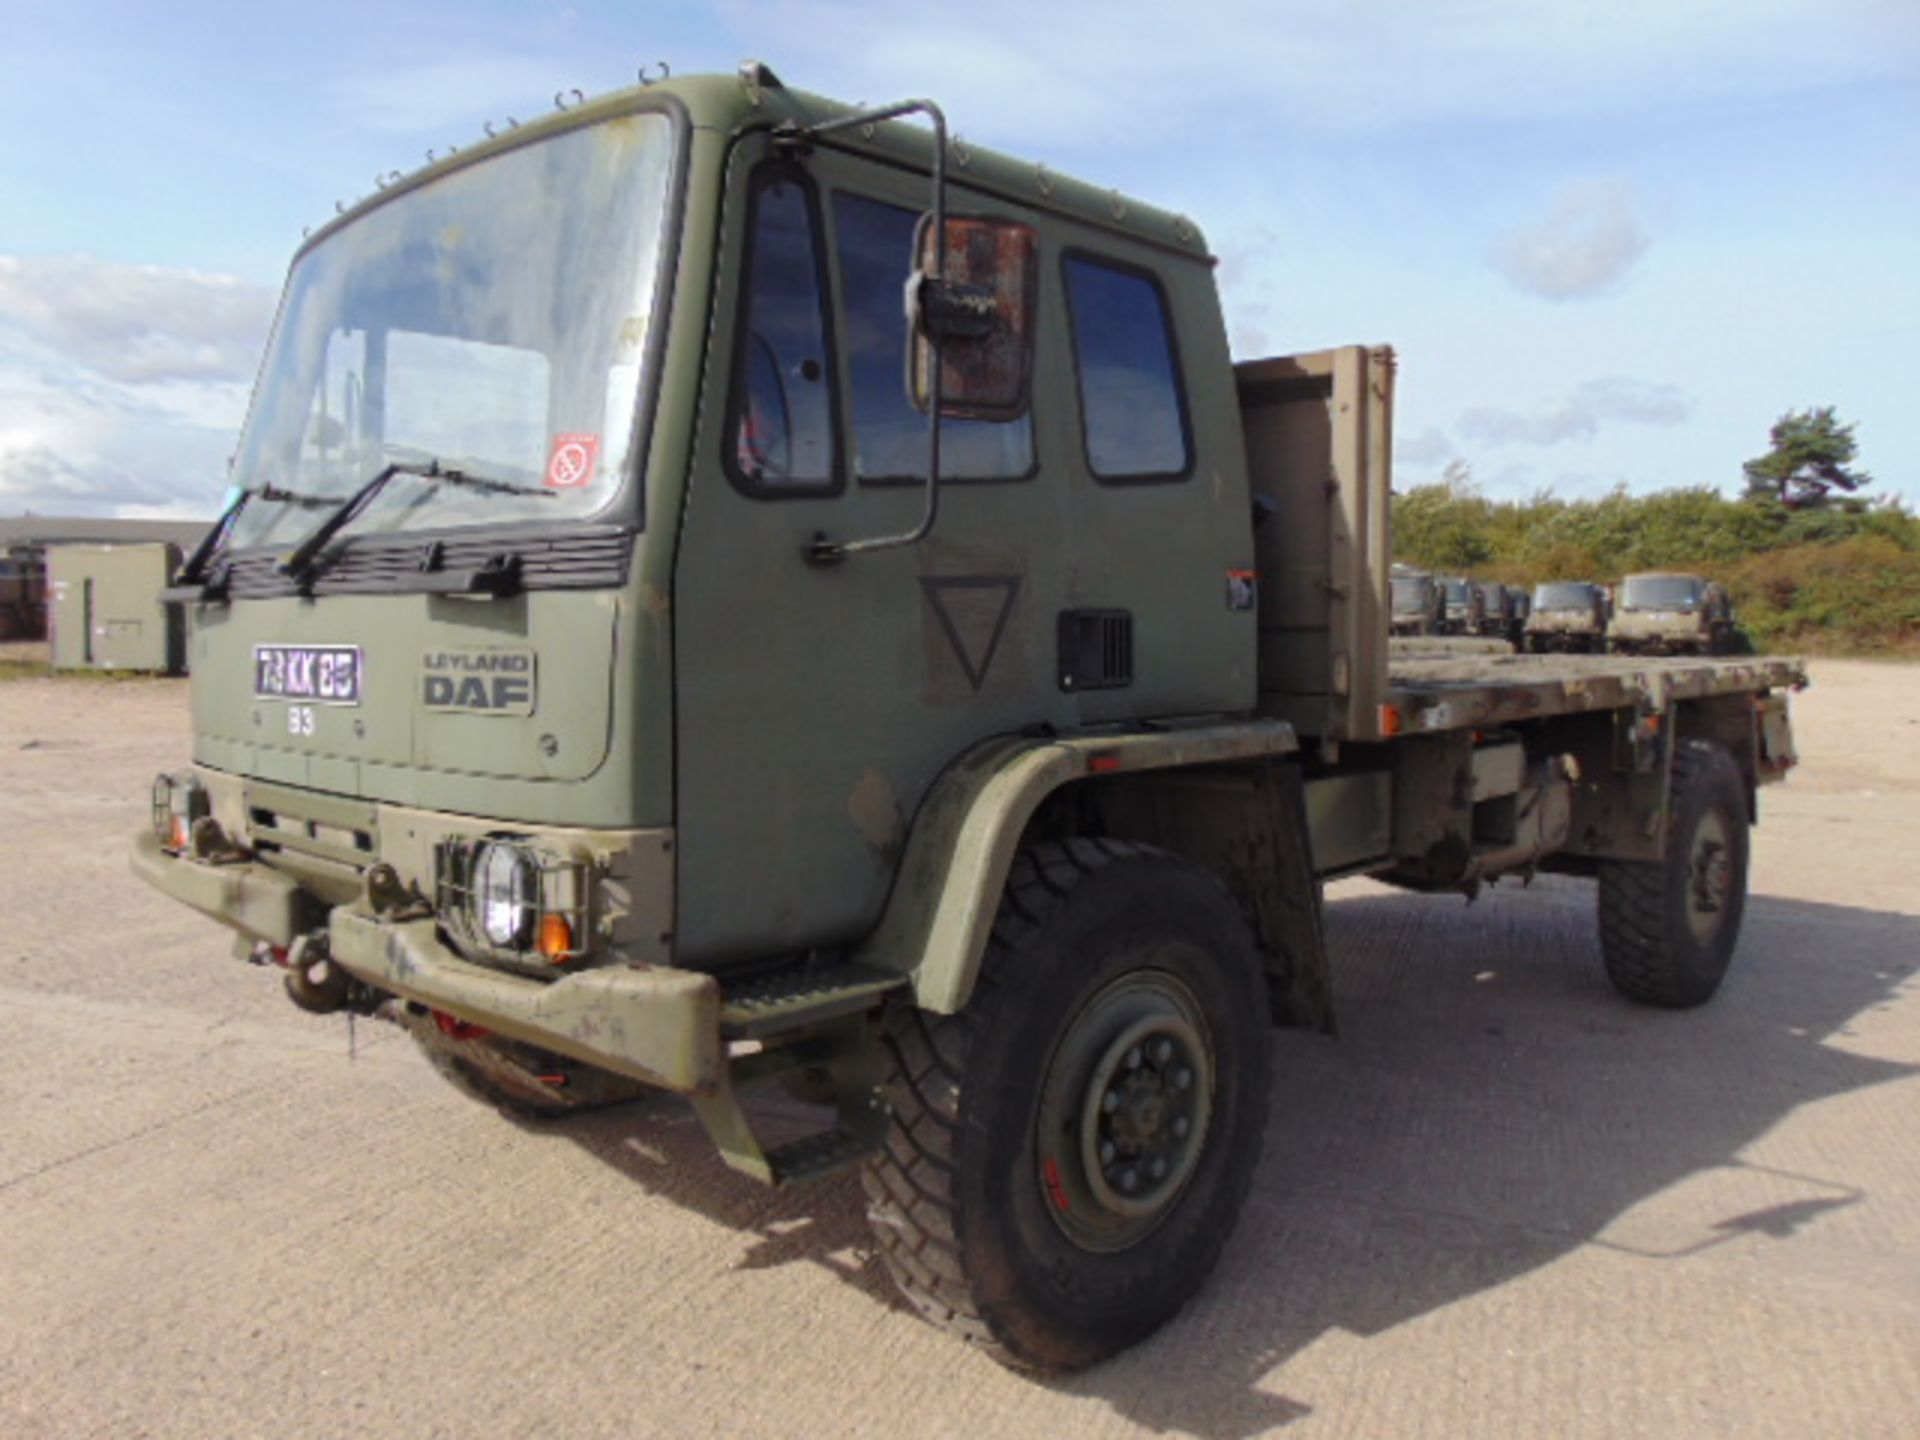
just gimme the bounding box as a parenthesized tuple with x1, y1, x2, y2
(304, 63, 1213, 266)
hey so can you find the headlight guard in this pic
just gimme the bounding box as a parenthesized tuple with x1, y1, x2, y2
(434, 835, 591, 969)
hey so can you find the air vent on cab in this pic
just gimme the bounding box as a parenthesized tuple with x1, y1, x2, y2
(1057, 609, 1133, 691)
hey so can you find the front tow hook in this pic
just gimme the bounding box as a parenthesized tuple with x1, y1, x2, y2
(281, 932, 355, 1015)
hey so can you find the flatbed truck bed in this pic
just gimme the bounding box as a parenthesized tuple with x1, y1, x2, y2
(1382, 653, 1807, 733)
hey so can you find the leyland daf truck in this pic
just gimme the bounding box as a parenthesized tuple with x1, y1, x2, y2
(134, 64, 1803, 1373)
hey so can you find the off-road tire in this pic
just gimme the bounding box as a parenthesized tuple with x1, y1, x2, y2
(396, 1007, 652, 1121)
(1597, 739, 1749, 1008)
(861, 838, 1271, 1373)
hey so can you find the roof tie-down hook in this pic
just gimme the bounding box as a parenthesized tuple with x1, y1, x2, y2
(638, 61, 670, 85)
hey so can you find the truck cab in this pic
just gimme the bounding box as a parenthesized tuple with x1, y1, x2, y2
(1389, 567, 1442, 635)
(1525, 580, 1608, 652)
(1609, 572, 1736, 655)
(1436, 575, 1482, 634)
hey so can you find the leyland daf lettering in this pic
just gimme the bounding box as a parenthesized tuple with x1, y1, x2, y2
(421, 648, 536, 714)
(253, 645, 362, 704)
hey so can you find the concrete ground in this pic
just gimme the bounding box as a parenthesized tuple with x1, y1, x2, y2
(1, 661, 1915, 1439)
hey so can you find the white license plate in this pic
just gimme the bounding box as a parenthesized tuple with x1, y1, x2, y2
(253, 645, 363, 705)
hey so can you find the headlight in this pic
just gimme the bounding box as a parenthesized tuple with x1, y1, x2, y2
(151, 772, 208, 852)
(475, 840, 537, 949)
(436, 836, 587, 966)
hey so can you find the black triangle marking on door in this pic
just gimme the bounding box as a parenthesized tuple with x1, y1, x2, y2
(920, 575, 1022, 693)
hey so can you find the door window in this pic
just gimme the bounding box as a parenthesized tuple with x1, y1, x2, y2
(727, 169, 838, 495)
(834, 192, 1034, 483)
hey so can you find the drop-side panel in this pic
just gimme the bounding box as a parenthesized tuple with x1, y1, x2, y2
(1235, 345, 1393, 742)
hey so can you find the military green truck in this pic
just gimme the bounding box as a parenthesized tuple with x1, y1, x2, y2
(1471, 581, 1517, 644)
(1435, 575, 1483, 635)
(1526, 580, 1610, 653)
(1609, 572, 1738, 656)
(132, 66, 1805, 1374)
(1388, 567, 1443, 636)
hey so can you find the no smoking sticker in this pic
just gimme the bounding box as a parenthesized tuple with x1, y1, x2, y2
(545, 433, 600, 489)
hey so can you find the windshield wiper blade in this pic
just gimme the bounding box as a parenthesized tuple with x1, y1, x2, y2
(277, 463, 414, 581)
(276, 457, 547, 581)
(176, 488, 251, 587)
(379, 446, 557, 500)
(173, 481, 341, 592)
(278, 455, 560, 584)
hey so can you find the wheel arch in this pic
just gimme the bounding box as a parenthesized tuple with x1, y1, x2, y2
(851, 720, 1297, 1014)
(1675, 695, 1761, 821)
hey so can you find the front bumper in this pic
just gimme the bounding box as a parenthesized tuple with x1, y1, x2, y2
(131, 831, 722, 1094)
(131, 830, 310, 942)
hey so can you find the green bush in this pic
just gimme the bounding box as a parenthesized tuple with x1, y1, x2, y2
(1391, 484, 1920, 655)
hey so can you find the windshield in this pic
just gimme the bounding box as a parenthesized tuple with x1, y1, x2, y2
(1442, 580, 1470, 604)
(1390, 578, 1430, 613)
(1534, 582, 1596, 610)
(225, 112, 676, 551)
(1620, 575, 1703, 610)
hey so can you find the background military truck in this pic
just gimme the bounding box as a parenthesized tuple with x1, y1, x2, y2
(1609, 572, 1738, 656)
(1472, 581, 1516, 644)
(133, 66, 1803, 1374)
(1436, 575, 1482, 635)
(1526, 580, 1610, 653)
(1389, 566, 1443, 635)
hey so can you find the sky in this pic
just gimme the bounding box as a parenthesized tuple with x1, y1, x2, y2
(1, 0, 1916, 519)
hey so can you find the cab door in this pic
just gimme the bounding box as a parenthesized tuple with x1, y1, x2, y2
(671, 138, 1068, 966)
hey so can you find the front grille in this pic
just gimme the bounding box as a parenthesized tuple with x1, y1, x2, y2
(244, 782, 378, 869)
(217, 526, 633, 601)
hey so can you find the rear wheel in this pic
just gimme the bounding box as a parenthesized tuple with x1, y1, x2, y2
(862, 839, 1270, 1373)
(1597, 740, 1750, 1007)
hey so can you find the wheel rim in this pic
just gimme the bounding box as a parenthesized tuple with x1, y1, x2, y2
(1034, 967, 1215, 1253)
(1685, 808, 1734, 944)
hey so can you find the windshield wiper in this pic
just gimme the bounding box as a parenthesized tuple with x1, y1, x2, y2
(168, 481, 342, 598)
(277, 457, 552, 583)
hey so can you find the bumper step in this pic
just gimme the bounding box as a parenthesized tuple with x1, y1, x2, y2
(695, 961, 906, 1187)
(720, 960, 907, 1039)
(762, 1126, 879, 1186)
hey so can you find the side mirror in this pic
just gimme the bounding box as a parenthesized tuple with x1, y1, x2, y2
(907, 214, 1037, 422)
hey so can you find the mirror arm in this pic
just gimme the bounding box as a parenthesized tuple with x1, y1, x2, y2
(798, 98, 951, 567)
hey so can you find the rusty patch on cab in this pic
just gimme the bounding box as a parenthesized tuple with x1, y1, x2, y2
(847, 768, 904, 859)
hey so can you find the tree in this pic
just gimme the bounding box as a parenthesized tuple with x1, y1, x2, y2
(1742, 407, 1870, 509)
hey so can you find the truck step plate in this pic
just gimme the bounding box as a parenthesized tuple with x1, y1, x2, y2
(719, 961, 907, 1039)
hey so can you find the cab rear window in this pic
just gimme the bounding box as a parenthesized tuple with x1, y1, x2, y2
(1062, 254, 1191, 482)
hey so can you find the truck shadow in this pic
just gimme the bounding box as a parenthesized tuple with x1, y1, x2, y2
(557, 882, 1916, 1434)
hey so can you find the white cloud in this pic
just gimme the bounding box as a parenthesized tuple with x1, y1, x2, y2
(0, 256, 262, 516)
(1458, 377, 1693, 447)
(0, 255, 274, 385)
(1494, 180, 1649, 300)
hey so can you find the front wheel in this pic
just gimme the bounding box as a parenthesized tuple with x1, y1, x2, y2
(1597, 740, 1750, 1007)
(862, 839, 1271, 1373)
